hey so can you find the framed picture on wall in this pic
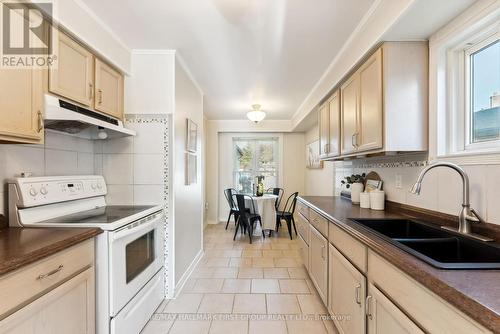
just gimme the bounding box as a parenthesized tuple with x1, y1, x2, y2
(306, 140, 323, 169)
(186, 119, 198, 152)
(185, 152, 197, 185)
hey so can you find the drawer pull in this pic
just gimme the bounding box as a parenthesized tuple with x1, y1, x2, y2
(355, 284, 361, 305)
(37, 265, 64, 280)
(365, 295, 373, 319)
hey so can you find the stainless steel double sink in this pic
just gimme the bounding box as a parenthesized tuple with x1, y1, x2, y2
(350, 219, 500, 269)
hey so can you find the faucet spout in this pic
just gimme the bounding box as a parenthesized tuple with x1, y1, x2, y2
(410, 162, 492, 241)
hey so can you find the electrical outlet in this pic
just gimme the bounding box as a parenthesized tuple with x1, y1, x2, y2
(395, 174, 403, 189)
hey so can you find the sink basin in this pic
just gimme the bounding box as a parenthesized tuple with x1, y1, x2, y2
(351, 219, 500, 269)
(352, 219, 450, 239)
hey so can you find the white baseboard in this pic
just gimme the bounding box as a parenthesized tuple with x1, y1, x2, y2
(172, 249, 204, 298)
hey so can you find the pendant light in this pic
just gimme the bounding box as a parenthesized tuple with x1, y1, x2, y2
(247, 104, 266, 123)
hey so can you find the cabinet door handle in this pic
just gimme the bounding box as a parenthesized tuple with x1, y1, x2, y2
(89, 83, 93, 99)
(355, 284, 362, 305)
(37, 110, 43, 133)
(365, 295, 373, 319)
(37, 264, 64, 280)
(98, 89, 103, 104)
(321, 245, 326, 260)
(351, 133, 356, 148)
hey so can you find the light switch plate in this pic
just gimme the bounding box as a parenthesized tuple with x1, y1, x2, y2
(395, 174, 403, 189)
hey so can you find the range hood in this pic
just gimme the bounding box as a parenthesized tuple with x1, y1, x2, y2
(43, 94, 135, 139)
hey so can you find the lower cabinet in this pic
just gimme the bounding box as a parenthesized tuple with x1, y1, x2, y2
(329, 244, 366, 334)
(366, 283, 424, 334)
(0, 267, 95, 334)
(309, 225, 328, 304)
(298, 233, 309, 271)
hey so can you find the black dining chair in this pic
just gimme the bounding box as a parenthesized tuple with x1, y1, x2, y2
(266, 187, 284, 211)
(275, 192, 299, 240)
(234, 194, 265, 244)
(224, 188, 239, 230)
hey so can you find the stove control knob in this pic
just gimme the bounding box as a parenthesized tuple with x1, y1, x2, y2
(97, 183, 102, 190)
(29, 188, 37, 196)
(91, 183, 97, 190)
(40, 187, 48, 195)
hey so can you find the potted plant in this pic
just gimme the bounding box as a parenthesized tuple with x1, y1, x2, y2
(341, 173, 366, 204)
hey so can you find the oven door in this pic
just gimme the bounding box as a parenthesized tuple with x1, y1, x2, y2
(109, 210, 164, 316)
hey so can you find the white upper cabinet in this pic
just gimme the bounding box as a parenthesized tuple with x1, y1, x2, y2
(95, 58, 124, 119)
(340, 75, 359, 155)
(328, 90, 341, 157)
(322, 42, 428, 159)
(49, 32, 94, 107)
(319, 101, 330, 157)
(357, 48, 383, 152)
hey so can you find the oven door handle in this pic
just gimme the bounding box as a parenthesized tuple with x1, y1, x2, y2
(111, 214, 162, 241)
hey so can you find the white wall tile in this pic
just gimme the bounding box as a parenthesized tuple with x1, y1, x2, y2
(102, 154, 133, 184)
(134, 185, 164, 205)
(77, 152, 95, 175)
(106, 185, 134, 205)
(2, 145, 44, 179)
(133, 154, 164, 184)
(404, 167, 439, 211)
(102, 137, 133, 154)
(44, 131, 77, 151)
(485, 165, 500, 223)
(45, 149, 78, 176)
(129, 122, 166, 154)
(94, 154, 103, 175)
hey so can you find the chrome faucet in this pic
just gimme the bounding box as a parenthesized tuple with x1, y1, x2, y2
(410, 162, 493, 242)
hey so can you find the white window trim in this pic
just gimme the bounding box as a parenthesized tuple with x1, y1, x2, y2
(232, 136, 282, 191)
(430, 0, 500, 165)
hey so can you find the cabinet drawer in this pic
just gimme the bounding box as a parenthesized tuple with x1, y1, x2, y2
(0, 239, 94, 320)
(296, 213, 310, 245)
(368, 251, 489, 334)
(296, 200, 309, 220)
(309, 209, 328, 237)
(298, 234, 309, 272)
(329, 223, 367, 273)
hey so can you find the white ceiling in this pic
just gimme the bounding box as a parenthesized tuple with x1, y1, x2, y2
(83, 0, 374, 120)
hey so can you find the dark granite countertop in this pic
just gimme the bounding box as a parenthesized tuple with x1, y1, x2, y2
(299, 196, 500, 333)
(0, 227, 102, 276)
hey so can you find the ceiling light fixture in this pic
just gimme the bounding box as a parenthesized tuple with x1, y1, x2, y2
(247, 104, 266, 123)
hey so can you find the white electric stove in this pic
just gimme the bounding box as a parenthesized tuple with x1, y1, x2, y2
(8, 175, 165, 334)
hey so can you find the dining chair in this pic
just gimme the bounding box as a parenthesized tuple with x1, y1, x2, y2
(266, 187, 284, 210)
(234, 194, 265, 244)
(275, 192, 299, 240)
(224, 188, 239, 230)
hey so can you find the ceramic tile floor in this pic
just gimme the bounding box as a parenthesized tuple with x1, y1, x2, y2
(141, 222, 338, 334)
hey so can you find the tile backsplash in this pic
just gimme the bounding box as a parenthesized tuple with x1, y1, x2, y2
(0, 131, 96, 218)
(94, 115, 168, 206)
(334, 153, 500, 226)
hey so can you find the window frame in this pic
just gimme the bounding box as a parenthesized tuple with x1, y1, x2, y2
(464, 32, 500, 152)
(232, 136, 281, 193)
(436, 17, 500, 163)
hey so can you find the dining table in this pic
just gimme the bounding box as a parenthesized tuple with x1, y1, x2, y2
(244, 194, 278, 232)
